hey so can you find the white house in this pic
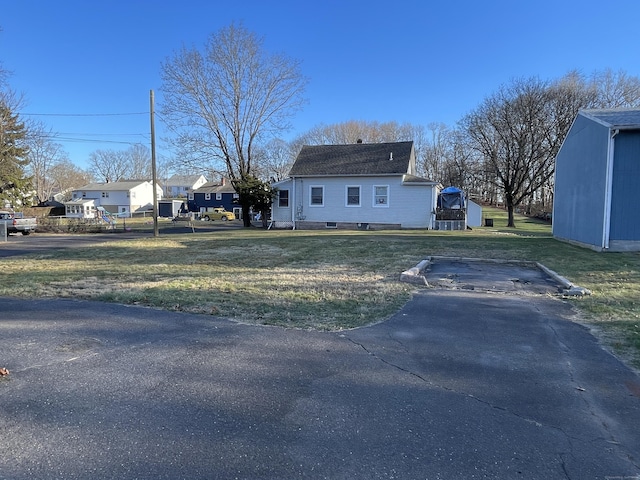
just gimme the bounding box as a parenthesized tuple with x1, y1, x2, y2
(271, 141, 440, 229)
(163, 174, 208, 198)
(66, 180, 162, 218)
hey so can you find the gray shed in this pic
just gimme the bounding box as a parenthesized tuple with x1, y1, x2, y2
(553, 108, 640, 251)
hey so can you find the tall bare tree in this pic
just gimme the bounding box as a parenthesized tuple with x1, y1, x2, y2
(461, 77, 573, 227)
(254, 138, 296, 182)
(88, 144, 153, 183)
(25, 122, 69, 202)
(88, 149, 129, 183)
(160, 23, 307, 225)
(127, 143, 152, 179)
(47, 159, 92, 202)
(591, 68, 640, 108)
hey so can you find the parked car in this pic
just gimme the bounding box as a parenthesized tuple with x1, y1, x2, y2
(200, 207, 235, 221)
(0, 211, 37, 235)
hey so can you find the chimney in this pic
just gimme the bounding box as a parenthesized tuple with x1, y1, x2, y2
(389, 152, 393, 161)
(221, 177, 226, 186)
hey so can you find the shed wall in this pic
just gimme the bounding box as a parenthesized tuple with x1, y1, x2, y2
(553, 116, 610, 248)
(609, 131, 640, 241)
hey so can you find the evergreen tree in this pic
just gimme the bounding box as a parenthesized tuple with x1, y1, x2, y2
(232, 175, 276, 227)
(0, 101, 31, 207)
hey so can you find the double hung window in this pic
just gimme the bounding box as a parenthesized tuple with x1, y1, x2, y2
(310, 186, 324, 206)
(346, 186, 360, 206)
(374, 186, 389, 206)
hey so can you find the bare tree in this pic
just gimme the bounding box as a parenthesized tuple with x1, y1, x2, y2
(47, 159, 92, 201)
(127, 143, 152, 179)
(461, 78, 564, 227)
(24, 121, 70, 202)
(420, 122, 452, 182)
(87, 144, 153, 183)
(160, 23, 307, 225)
(88, 149, 130, 183)
(254, 138, 296, 181)
(591, 68, 640, 108)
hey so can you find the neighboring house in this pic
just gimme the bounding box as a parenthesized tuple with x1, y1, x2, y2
(271, 141, 440, 229)
(64, 198, 98, 219)
(553, 108, 640, 252)
(188, 178, 240, 218)
(66, 180, 162, 218)
(163, 174, 208, 198)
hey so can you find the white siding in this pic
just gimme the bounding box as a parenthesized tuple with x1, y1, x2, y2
(288, 176, 435, 228)
(271, 179, 294, 222)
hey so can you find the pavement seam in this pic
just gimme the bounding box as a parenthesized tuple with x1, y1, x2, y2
(344, 336, 578, 432)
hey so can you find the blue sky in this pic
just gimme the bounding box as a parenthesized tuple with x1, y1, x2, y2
(2, 0, 639, 169)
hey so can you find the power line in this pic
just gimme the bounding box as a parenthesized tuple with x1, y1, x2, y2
(20, 112, 149, 117)
(55, 132, 150, 137)
(52, 137, 144, 146)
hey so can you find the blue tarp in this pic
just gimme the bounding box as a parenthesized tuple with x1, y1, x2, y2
(438, 186, 465, 209)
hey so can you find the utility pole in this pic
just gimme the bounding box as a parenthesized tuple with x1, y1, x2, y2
(150, 89, 159, 237)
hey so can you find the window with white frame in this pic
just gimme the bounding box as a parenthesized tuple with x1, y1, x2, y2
(374, 185, 389, 206)
(205, 193, 211, 200)
(346, 186, 360, 206)
(310, 186, 324, 206)
(101, 191, 109, 198)
(278, 189, 289, 208)
(188, 193, 194, 200)
(216, 193, 222, 201)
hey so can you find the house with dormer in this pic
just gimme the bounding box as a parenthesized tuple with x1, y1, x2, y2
(270, 141, 440, 229)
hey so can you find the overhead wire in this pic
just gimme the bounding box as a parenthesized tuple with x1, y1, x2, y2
(18, 110, 153, 147)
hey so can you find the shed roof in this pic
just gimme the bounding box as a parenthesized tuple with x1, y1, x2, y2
(580, 108, 640, 129)
(289, 141, 414, 176)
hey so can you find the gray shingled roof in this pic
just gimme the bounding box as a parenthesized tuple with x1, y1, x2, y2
(581, 108, 640, 128)
(289, 141, 414, 176)
(193, 181, 236, 194)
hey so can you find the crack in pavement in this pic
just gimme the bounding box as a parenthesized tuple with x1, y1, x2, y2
(344, 333, 584, 477)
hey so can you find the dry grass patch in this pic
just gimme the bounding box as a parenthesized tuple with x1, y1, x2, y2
(1, 209, 639, 366)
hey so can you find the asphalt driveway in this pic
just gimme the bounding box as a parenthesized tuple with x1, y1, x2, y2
(1, 288, 639, 479)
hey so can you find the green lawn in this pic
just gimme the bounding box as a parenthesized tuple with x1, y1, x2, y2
(2, 207, 639, 368)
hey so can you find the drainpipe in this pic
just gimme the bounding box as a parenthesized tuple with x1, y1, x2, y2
(602, 129, 619, 250)
(291, 177, 296, 230)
